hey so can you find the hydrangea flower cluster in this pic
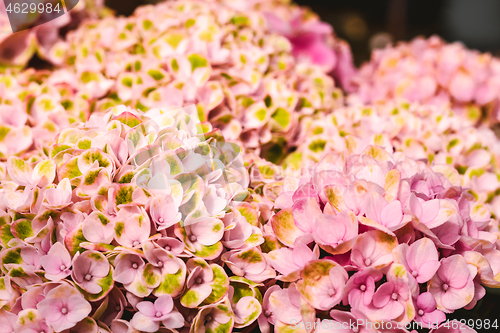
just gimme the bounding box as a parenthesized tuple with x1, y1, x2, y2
(349, 35, 500, 125)
(0, 69, 93, 161)
(0, 105, 260, 332)
(0, 0, 110, 69)
(246, 142, 498, 332)
(33, 0, 347, 159)
(286, 101, 500, 218)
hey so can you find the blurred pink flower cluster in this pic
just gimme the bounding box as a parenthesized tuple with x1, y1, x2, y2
(288, 101, 500, 218)
(349, 36, 500, 125)
(27, 0, 349, 159)
(0, 0, 110, 68)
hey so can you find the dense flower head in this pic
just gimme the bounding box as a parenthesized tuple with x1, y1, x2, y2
(245, 138, 499, 332)
(287, 101, 500, 222)
(27, 0, 346, 161)
(349, 35, 500, 125)
(0, 69, 92, 160)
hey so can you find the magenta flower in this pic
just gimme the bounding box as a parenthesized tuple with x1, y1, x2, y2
(36, 284, 91, 332)
(40, 242, 72, 282)
(263, 8, 336, 72)
(71, 251, 111, 294)
(343, 268, 383, 312)
(414, 292, 446, 329)
(394, 238, 441, 283)
(130, 295, 184, 332)
(371, 281, 410, 320)
(428, 255, 475, 312)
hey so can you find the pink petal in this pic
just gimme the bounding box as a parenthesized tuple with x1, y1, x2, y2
(161, 311, 185, 329)
(136, 302, 156, 318)
(154, 295, 174, 315)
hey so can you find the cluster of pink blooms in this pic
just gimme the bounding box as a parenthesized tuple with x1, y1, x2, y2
(28, 0, 349, 158)
(247, 141, 499, 332)
(349, 35, 500, 125)
(0, 0, 109, 68)
(2, 0, 500, 332)
(288, 101, 500, 219)
(0, 101, 491, 332)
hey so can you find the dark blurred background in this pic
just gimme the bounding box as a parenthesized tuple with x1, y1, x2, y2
(105, 0, 500, 66)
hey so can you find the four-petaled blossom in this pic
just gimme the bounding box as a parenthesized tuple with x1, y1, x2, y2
(71, 251, 110, 294)
(40, 242, 72, 282)
(429, 255, 475, 312)
(36, 284, 91, 332)
(131, 295, 184, 332)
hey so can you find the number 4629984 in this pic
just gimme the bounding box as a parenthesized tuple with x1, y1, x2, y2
(5, 2, 62, 14)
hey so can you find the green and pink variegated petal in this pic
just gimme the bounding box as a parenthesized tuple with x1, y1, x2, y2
(77, 148, 115, 177)
(58, 155, 83, 182)
(125, 275, 153, 298)
(6, 156, 33, 187)
(32, 159, 56, 188)
(202, 264, 229, 305)
(176, 173, 205, 216)
(72, 316, 99, 332)
(142, 263, 162, 289)
(10, 218, 34, 240)
(432, 164, 461, 187)
(235, 203, 259, 227)
(383, 169, 401, 202)
(296, 259, 347, 310)
(190, 303, 234, 333)
(229, 277, 263, 304)
(79, 242, 116, 252)
(463, 250, 500, 288)
(271, 209, 306, 247)
(153, 257, 187, 298)
(233, 296, 261, 328)
(64, 224, 89, 256)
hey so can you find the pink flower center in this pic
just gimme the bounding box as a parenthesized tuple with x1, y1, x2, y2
(159, 218, 164, 223)
(61, 307, 68, 315)
(359, 284, 366, 291)
(418, 309, 424, 316)
(156, 311, 162, 318)
(205, 315, 213, 323)
(391, 293, 398, 300)
(443, 283, 449, 291)
(328, 288, 336, 297)
(189, 235, 197, 242)
(165, 246, 171, 251)
(412, 270, 418, 277)
(157, 261, 163, 268)
(364, 259, 372, 266)
(264, 310, 272, 317)
(353, 327, 359, 333)
(132, 263, 138, 269)
(60, 265, 66, 271)
(196, 277, 203, 284)
(133, 241, 140, 247)
(84, 274, 92, 281)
